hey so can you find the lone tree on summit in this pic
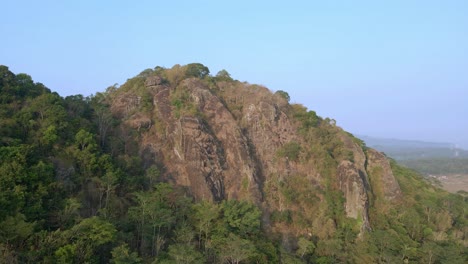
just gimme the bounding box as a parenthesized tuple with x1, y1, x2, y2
(275, 90, 290, 102)
(215, 69, 233, 81)
(185, 63, 210, 79)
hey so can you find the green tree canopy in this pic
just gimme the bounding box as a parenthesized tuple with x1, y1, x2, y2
(275, 90, 290, 102)
(185, 63, 210, 79)
(215, 69, 233, 81)
(222, 200, 261, 236)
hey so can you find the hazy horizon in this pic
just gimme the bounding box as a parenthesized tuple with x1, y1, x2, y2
(2, 1, 467, 148)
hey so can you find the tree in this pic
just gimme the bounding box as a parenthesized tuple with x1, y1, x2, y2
(28, 93, 66, 123)
(75, 129, 97, 152)
(91, 92, 114, 148)
(17, 92, 68, 153)
(14, 73, 35, 98)
(64, 94, 92, 120)
(367, 229, 402, 264)
(71, 129, 99, 177)
(296, 237, 315, 259)
(128, 183, 175, 257)
(0, 147, 28, 221)
(185, 63, 210, 79)
(314, 239, 344, 263)
(58, 198, 82, 228)
(215, 69, 232, 81)
(167, 243, 204, 264)
(145, 165, 160, 188)
(137, 68, 154, 78)
(221, 200, 261, 237)
(0, 214, 34, 248)
(41, 124, 58, 147)
(111, 244, 142, 264)
(191, 201, 219, 249)
(95, 169, 119, 217)
(0, 145, 57, 222)
(215, 233, 256, 264)
(275, 90, 290, 102)
(55, 217, 116, 263)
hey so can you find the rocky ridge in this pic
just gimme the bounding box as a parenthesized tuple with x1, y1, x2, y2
(109, 70, 402, 237)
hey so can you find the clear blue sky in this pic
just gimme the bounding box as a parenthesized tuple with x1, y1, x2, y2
(2, 0, 468, 148)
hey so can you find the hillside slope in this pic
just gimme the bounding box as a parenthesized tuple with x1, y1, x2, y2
(0, 64, 466, 263)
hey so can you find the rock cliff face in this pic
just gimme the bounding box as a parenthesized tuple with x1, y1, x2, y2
(337, 160, 370, 232)
(336, 134, 402, 234)
(366, 149, 402, 201)
(337, 134, 371, 232)
(109, 72, 403, 234)
(141, 79, 262, 202)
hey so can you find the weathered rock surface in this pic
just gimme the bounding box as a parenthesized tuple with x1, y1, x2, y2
(140, 79, 263, 202)
(109, 74, 404, 234)
(145, 75, 162, 87)
(338, 160, 370, 232)
(338, 134, 371, 230)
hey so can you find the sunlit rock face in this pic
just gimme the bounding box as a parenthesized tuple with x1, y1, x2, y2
(109, 73, 404, 236)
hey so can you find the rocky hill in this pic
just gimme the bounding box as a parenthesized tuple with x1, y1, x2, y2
(107, 65, 407, 236)
(0, 64, 466, 263)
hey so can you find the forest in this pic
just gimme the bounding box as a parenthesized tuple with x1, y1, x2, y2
(0, 64, 466, 263)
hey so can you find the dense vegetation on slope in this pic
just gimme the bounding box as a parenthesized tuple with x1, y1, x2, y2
(0, 64, 466, 263)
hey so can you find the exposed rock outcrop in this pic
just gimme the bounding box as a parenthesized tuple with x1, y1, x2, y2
(337, 160, 371, 232)
(145, 75, 162, 87)
(109, 73, 405, 237)
(334, 133, 373, 234)
(366, 149, 402, 201)
(140, 78, 263, 203)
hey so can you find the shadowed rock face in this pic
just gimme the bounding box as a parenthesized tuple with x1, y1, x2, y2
(336, 135, 402, 235)
(111, 75, 404, 234)
(337, 134, 372, 234)
(338, 160, 370, 232)
(140, 79, 263, 202)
